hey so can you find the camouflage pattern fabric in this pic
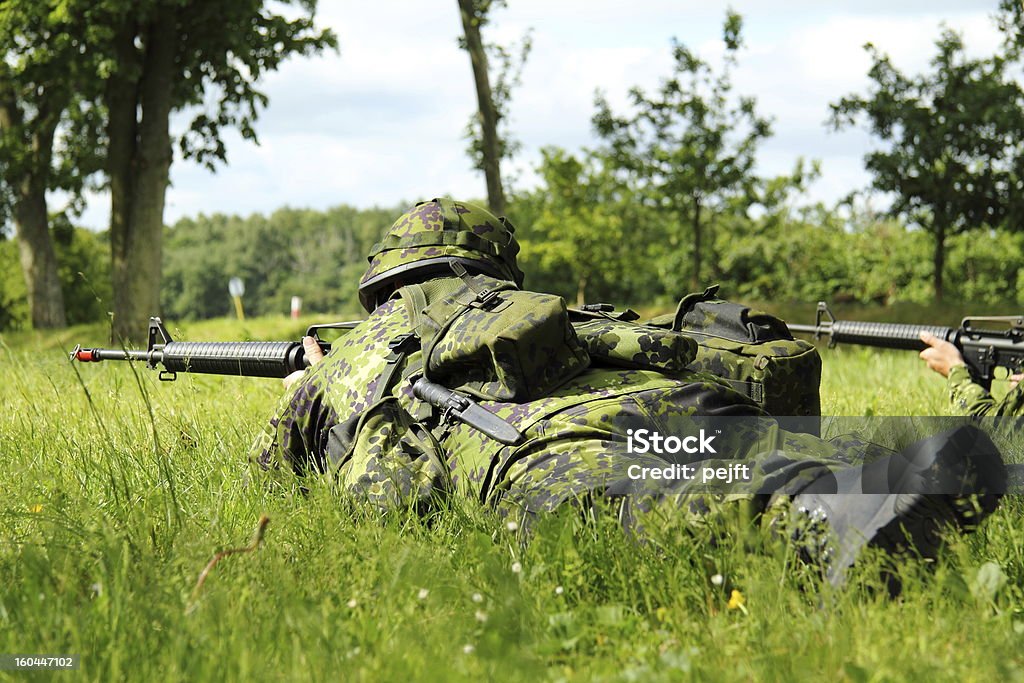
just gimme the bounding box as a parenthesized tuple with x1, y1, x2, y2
(358, 198, 523, 312)
(572, 319, 697, 373)
(404, 274, 590, 401)
(647, 290, 822, 417)
(252, 282, 873, 527)
(948, 365, 1024, 417)
(682, 335, 821, 417)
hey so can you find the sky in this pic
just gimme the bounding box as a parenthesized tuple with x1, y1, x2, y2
(72, 0, 1009, 229)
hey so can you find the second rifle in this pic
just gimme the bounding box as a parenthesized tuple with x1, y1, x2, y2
(790, 302, 1024, 390)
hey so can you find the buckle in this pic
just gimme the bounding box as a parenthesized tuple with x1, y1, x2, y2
(388, 333, 416, 351)
(385, 333, 418, 364)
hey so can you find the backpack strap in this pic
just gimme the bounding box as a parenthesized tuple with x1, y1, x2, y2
(567, 303, 641, 323)
(394, 279, 523, 442)
(672, 285, 720, 332)
(371, 332, 419, 403)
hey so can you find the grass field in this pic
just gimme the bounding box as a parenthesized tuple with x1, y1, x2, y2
(1, 314, 1023, 682)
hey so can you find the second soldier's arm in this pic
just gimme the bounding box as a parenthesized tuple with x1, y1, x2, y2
(920, 331, 1024, 417)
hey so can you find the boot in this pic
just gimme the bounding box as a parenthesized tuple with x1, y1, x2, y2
(790, 424, 1005, 592)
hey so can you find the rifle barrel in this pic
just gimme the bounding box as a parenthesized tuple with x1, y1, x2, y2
(72, 348, 151, 363)
(786, 323, 818, 336)
(790, 320, 956, 351)
(72, 340, 311, 378)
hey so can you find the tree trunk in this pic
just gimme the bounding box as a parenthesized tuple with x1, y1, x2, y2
(932, 220, 946, 302)
(0, 92, 66, 328)
(107, 20, 140, 342)
(108, 12, 176, 343)
(13, 174, 66, 328)
(576, 274, 587, 308)
(691, 194, 703, 291)
(706, 212, 719, 280)
(457, 0, 505, 215)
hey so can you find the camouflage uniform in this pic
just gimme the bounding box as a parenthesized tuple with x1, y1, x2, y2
(947, 365, 1024, 417)
(251, 294, 865, 522)
(252, 199, 868, 525)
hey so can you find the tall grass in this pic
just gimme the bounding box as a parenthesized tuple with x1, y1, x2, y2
(1, 316, 1022, 681)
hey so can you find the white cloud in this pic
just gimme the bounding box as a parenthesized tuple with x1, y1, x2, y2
(72, 2, 1010, 230)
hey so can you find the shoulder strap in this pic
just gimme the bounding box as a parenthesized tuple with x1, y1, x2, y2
(398, 284, 433, 338)
(371, 333, 418, 402)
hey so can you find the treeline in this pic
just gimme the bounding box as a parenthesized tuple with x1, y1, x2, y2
(512, 169, 1024, 309)
(160, 206, 397, 319)
(1, 197, 1019, 330)
(0, 205, 394, 328)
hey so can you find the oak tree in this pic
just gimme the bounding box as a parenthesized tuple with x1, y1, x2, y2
(0, 2, 102, 328)
(830, 29, 1024, 300)
(75, 0, 336, 341)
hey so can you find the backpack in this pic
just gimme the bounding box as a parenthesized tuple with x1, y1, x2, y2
(324, 272, 591, 505)
(398, 268, 590, 402)
(567, 305, 698, 374)
(646, 285, 821, 416)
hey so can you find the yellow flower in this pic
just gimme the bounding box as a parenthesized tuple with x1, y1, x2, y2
(28, 504, 43, 513)
(727, 589, 747, 614)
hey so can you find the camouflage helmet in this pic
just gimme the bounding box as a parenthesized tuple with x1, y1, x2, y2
(358, 197, 525, 312)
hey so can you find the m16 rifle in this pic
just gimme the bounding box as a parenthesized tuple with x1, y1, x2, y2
(70, 317, 522, 444)
(789, 302, 1024, 390)
(70, 317, 359, 381)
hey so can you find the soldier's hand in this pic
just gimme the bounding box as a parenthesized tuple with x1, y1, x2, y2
(1011, 374, 1022, 389)
(919, 331, 966, 378)
(283, 336, 325, 389)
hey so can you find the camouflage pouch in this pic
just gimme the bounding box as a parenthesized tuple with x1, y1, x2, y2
(398, 270, 590, 402)
(327, 397, 452, 510)
(569, 307, 697, 373)
(648, 285, 821, 416)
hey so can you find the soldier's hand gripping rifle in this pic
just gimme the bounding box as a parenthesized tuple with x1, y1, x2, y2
(70, 317, 361, 381)
(790, 302, 1024, 390)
